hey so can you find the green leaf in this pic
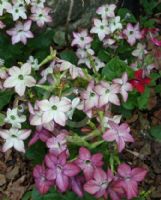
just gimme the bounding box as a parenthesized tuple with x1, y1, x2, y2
(118, 8, 137, 23)
(22, 191, 32, 200)
(60, 50, 78, 65)
(150, 125, 161, 140)
(0, 113, 5, 126)
(0, 90, 13, 110)
(137, 87, 150, 110)
(98, 50, 110, 62)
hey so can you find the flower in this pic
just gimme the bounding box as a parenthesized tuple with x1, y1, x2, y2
(84, 168, 108, 198)
(67, 97, 80, 120)
(95, 81, 120, 107)
(45, 151, 80, 192)
(109, 16, 122, 33)
(0, 128, 31, 152)
(150, 37, 161, 47)
(113, 72, 133, 102)
(71, 30, 93, 48)
(33, 165, 54, 195)
(75, 147, 103, 180)
(46, 133, 68, 156)
(7, 3, 27, 21)
(129, 69, 151, 93)
(37, 96, 71, 126)
(103, 121, 134, 152)
(81, 81, 99, 111)
(27, 56, 39, 70)
(7, 20, 33, 45)
(70, 176, 85, 197)
(123, 23, 142, 46)
(117, 163, 147, 199)
(132, 43, 147, 59)
(0, 1, 11, 16)
(0, 20, 5, 29)
(5, 107, 26, 128)
(96, 4, 116, 19)
(90, 19, 110, 41)
(31, 0, 46, 8)
(31, 7, 52, 27)
(4, 63, 36, 96)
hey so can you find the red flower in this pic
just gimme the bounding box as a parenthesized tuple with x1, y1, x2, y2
(130, 69, 150, 93)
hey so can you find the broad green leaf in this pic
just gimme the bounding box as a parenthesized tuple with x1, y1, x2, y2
(0, 113, 5, 126)
(22, 191, 32, 200)
(0, 91, 13, 110)
(118, 8, 137, 22)
(60, 50, 78, 65)
(137, 87, 150, 110)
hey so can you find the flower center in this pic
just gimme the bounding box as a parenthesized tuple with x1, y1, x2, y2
(18, 74, 24, 80)
(52, 105, 57, 110)
(85, 160, 91, 164)
(129, 31, 133, 35)
(100, 25, 104, 30)
(105, 89, 110, 94)
(10, 115, 16, 120)
(90, 92, 95, 97)
(80, 37, 84, 41)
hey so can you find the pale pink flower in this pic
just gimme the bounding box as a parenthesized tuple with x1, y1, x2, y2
(109, 16, 122, 33)
(31, 7, 52, 27)
(103, 121, 134, 152)
(113, 72, 133, 102)
(75, 147, 103, 181)
(0, 128, 31, 152)
(132, 43, 147, 59)
(117, 163, 147, 199)
(90, 19, 110, 41)
(95, 81, 120, 107)
(7, 20, 33, 45)
(71, 30, 93, 48)
(96, 4, 116, 19)
(37, 96, 71, 126)
(4, 63, 36, 96)
(123, 23, 142, 46)
(45, 151, 80, 192)
(0, 20, 5, 29)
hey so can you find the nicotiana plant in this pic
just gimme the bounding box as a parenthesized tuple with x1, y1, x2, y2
(0, 1, 161, 200)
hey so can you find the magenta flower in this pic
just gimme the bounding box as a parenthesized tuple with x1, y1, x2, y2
(7, 20, 33, 45)
(84, 168, 108, 198)
(75, 147, 103, 181)
(29, 129, 52, 146)
(103, 121, 134, 152)
(117, 163, 147, 199)
(45, 151, 80, 192)
(46, 133, 68, 156)
(81, 81, 99, 112)
(33, 165, 54, 195)
(70, 176, 85, 197)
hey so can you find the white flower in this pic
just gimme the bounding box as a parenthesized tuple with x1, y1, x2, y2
(132, 43, 147, 59)
(27, 56, 39, 70)
(7, 3, 27, 21)
(96, 4, 116, 19)
(0, 58, 5, 66)
(0, 1, 11, 16)
(4, 63, 36, 96)
(90, 19, 110, 41)
(5, 108, 26, 128)
(31, 0, 45, 8)
(94, 57, 105, 71)
(67, 97, 80, 120)
(0, 128, 31, 152)
(101, 114, 122, 128)
(109, 16, 122, 33)
(37, 96, 71, 126)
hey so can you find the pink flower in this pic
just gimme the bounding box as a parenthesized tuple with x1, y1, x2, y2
(95, 81, 120, 107)
(75, 147, 103, 181)
(123, 23, 142, 46)
(0, 20, 5, 29)
(33, 165, 54, 195)
(71, 30, 93, 48)
(46, 133, 68, 156)
(70, 176, 85, 197)
(84, 168, 108, 198)
(45, 151, 80, 192)
(29, 129, 52, 146)
(81, 81, 99, 111)
(151, 37, 161, 47)
(117, 163, 147, 199)
(103, 121, 134, 152)
(113, 72, 133, 102)
(31, 7, 52, 27)
(7, 20, 33, 45)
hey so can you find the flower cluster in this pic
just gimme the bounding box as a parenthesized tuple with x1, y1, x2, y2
(0, 0, 52, 44)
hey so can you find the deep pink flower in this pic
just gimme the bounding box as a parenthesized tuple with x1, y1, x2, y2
(75, 147, 103, 180)
(45, 151, 80, 192)
(33, 165, 54, 195)
(29, 129, 52, 146)
(151, 37, 161, 47)
(117, 163, 147, 199)
(103, 121, 134, 152)
(70, 176, 85, 197)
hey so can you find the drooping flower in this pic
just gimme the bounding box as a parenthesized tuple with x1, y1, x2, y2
(33, 165, 54, 195)
(0, 128, 31, 152)
(95, 81, 120, 107)
(123, 23, 142, 46)
(45, 151, 80, 192)
(70, 176, 85, 197)
(4, 63, 36, 96)
(37, 96, 71, 126)
(103, 121, 134, 152)
(90, 19, 110, 41)
(5, 107, 26, 128)
(67, 97, 80, 120)
(75, 147, 103, 180)
(71, 30, 93, 48)
(129, 69, 151, 93)
(117, 163, 147, 199)
(96, 4, 116, 19)
(7, 20, 33, 45)
(113, 72, 133, 102)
